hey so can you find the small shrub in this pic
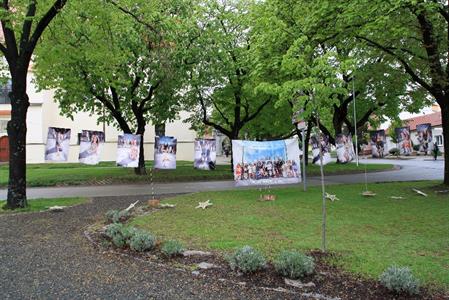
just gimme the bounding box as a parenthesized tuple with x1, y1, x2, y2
(105, 209, 130, 223)
(104, 223, 140, 249)
(389, 148, 400, 156)
(228, 245, 266, 273)
(129, 231, 156, 252)
(161, 240, 184, 257)
(379, 266, 420, 295)
(105, 223, 125, 238)
(274, 251, 315, 279)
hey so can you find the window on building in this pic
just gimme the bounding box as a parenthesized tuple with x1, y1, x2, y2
(435, 135, 443, 146)
(0, 120, 7, 134)
(0, 80, 11, 104)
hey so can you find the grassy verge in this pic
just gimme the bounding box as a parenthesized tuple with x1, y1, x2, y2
(131, 181, 449, 289)
(0, 161, 394, 188)
(0, 197, 88, 214)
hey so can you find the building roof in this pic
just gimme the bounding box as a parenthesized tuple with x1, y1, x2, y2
(403, 112, 442, 131)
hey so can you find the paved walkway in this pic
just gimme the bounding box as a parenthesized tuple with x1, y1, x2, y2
(0, 194, 300, 299)
(0, 158, 443, 199)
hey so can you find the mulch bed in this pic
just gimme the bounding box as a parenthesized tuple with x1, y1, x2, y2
(86, 207, 449, 300)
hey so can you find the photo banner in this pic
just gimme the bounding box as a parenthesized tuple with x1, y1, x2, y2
(335, 134, 355, 164)
(416, 123, 433, 154)
(194, 139, 216, 170)
(116, 133, 141, 168)
(395, 127, 412, 155)
(154, 136, 177, 169)
(79, 130, 105, 165)
(45, 127, 71, 162)
(310, 134, 332, 165)
(370, 130, 388, 158)
(232, 138, 301, 187)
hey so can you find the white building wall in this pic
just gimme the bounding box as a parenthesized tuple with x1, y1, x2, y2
(0, 71, 199, 163)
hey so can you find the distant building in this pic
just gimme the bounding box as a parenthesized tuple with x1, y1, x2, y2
(0, 71, 201, 163)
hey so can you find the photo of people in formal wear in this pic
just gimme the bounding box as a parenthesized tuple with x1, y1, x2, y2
(370, 130, 388, 158)
(79, 130, 105, 165)
(310, 134, 332, 165)
(336, 134, 355, 163)
(45, 127, 71, 161)
(232, 139, 301, 186)
(154, 136, 177, 169)
(116, 134, 141, 168)
(395, 127, 412, 156)
(416, 123, 433, 155)
(194, 139, 216, 170)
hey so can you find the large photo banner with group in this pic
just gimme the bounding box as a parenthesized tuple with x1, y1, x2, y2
(232, 138, 301, 187)
(154, 136, 177, 169)
(395, 127, 412, 155)
(310, 134, 332, 165)
(416, 123, 433, 154)
(45, 127, 71, 161)
(116, 134, 140, 168)
(335, 134, 355, 163)
(79, 130, 105, 165)
(370, 130, 388, 158)
(194, 139, 216, 170)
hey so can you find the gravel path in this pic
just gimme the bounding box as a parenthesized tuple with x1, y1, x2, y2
(0, 194, 307, 299)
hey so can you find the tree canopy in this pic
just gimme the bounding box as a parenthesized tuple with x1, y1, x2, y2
(35, 0, 192, 173)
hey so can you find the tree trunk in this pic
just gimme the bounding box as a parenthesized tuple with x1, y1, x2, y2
(5, 83, 30, 209)
(134, 131, 147, 175)
(441, 104, 449, 185)
(304, 121, 312, 166)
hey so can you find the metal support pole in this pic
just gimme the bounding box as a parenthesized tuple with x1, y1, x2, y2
(302, 127, 307, 191)
(353, 76, 359, 166)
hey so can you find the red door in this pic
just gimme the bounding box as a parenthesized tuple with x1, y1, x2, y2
(0, 136, 9, 162)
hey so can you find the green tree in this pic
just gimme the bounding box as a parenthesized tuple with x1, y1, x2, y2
(35, 0, 190, 174)
(251, 0, 427, 147)
(182, 0, 272, 144)
(308, 0, 449, 184)
(1, 0, 68, 209)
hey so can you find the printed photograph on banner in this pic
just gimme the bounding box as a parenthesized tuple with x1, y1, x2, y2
(310, 134, 332, 165)
(154, 136, 177, 169)
(45, 127, 71, 162)
(335, 134, 355, 163)
(194, 139, 216, 170)
(116, 134, 140, 168)
(370, 130, 388, 158)
(232, 138, 301, 187)
(416, 123, 433, 154)
(395, 127, 412, 155)
(79, 130, 105, 165)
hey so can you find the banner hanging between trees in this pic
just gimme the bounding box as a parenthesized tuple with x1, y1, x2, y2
(416, 123, 433, 155)
(45, 127, 71, 162)
(154, 136, 177, 169)
(370, 130, 388, 158)
(310, 134, 331, 165)
(395, 127, 412, 156)
(116, 134, 141, 168)
(79, 130, 105, 165)
(232, 138, 301, 187)
(194, 139, 216, 170)
(335, 134, 355, 163)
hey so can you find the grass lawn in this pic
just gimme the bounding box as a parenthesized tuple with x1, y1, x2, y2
(131, 181, 449, 289)
(0, 197, 88, 214)
(0, 161, 393, 188)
